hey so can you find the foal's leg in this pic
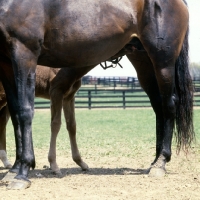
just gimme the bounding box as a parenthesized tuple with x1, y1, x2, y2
(62, 81, 88, 170)
(48, 89, 63, 175)
(48, 67, 93, 174)
(0, 105, 12, 168)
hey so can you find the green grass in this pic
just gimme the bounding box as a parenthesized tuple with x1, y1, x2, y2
(5, 108, 200, 160)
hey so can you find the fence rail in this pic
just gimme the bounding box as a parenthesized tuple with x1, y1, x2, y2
(34, 89, 200, 109)
(34, 76, 200, 109)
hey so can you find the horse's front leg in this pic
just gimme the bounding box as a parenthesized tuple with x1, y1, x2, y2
(0, 60, 23, 183)
(0, 105, 12, 169)
(1, 41, 38, 189)
(48, 89, 63, 175)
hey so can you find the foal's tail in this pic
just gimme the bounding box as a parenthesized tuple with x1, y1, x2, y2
(175, 26, 195, 152)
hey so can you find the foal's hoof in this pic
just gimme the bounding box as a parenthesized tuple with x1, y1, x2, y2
(52, 170, 63, 177)
(2, 172, 17, 182)
(81, 162, 89, 171)
(148, 167, 166, 178)
(7, 180, 31, 190)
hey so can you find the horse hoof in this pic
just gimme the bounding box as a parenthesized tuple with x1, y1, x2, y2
(148, 167, 166, 178)
(7, 180, 31, 190)
(81, 162, 89, 171)
(52, 170, 62, 177)
(2, 172, 17, 182)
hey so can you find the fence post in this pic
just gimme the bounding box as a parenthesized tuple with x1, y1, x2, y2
(114, 80, 116, 93)
(88, 91, 91, 109)
(123, 91, 126, 109)
(95, 84, 97, 94)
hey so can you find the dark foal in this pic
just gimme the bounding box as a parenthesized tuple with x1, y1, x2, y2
(0, 0, 194, 189)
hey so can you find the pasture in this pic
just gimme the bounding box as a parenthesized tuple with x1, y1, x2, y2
(0, 108, 200, 199)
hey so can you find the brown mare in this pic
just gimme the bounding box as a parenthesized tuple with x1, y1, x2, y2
(0, 0, 194, 189)
(0, 65, 88, 173)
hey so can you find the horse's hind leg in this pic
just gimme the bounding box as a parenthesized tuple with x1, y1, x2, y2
(138, 0, 191, 176)
(62, 80, 88, 170)
(127, 50, 165, 176)
(0, 105, 12, 169)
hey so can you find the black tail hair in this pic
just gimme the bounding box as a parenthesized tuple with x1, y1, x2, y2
(175, 26, 195, 152)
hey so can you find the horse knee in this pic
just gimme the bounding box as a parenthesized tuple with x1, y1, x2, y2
(19, 107, 34, 126)
(67, 121, 76, 132)
(51, 120, 61, 133)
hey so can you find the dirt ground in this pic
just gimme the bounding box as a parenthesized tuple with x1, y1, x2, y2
(0, 148, 199, 200)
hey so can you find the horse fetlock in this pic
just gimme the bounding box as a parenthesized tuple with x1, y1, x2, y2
(149, 155, 167, 178)
(21, 156, 36, 170)
(11, 160, 21, 173)
(48, 155, 59, 171)
(151, 154, 166, 169)
(162, 150, 171, 162)
(50, 162, 61, 174)
(73, 156, 88, 170)
(72, 155, 82, 163)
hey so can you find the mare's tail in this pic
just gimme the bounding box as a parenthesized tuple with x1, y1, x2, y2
(175, 26, 195, 152)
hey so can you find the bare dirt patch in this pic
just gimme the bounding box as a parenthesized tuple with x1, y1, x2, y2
(0, 148, 200, 200)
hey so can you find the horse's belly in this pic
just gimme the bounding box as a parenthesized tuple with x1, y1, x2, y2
(38, 0, 139, 67)
(39, 36, 130, 67)
(40, 22, 136, 67)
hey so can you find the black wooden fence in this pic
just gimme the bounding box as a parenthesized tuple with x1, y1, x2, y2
(34, 76, 200, 109)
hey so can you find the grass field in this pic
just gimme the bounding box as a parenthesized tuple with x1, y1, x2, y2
(5, 108, 200, 160)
